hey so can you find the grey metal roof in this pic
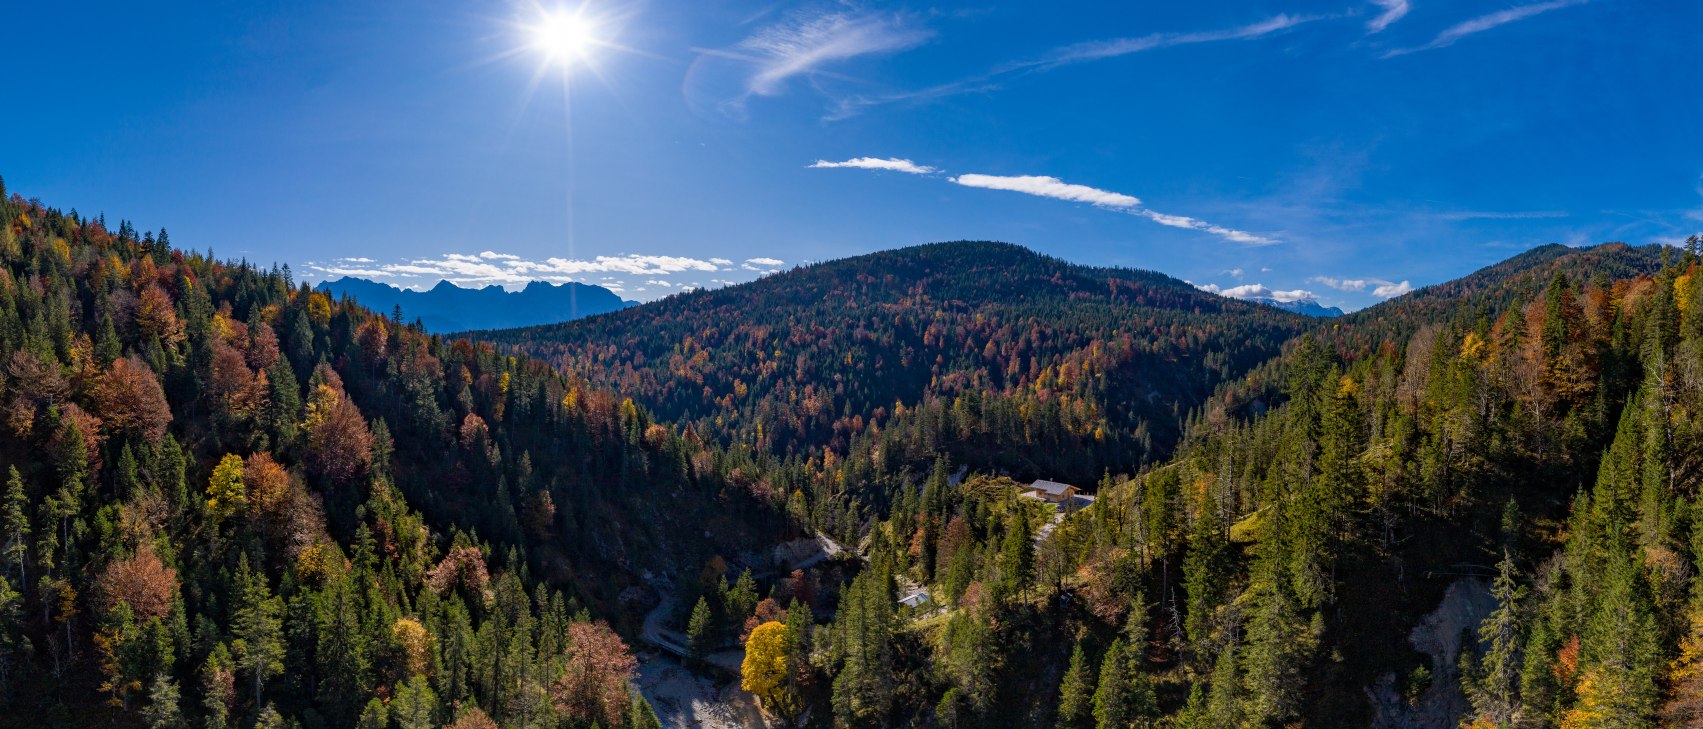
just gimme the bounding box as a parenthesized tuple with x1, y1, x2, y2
(1027, 479, 1075, 496)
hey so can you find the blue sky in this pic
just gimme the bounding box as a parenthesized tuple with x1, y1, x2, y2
(4, 1, 1700, 309)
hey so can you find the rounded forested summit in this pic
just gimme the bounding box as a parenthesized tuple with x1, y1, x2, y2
(477, 239, 1311, 483)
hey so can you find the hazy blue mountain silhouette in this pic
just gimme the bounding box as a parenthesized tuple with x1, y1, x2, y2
(1247, 297, 1344, 317)
(316, 277, 634, 332)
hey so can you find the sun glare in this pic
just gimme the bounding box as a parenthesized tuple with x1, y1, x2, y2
(530, 10, 600, 67)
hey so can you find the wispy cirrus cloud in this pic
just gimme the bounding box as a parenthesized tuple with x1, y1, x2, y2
(799, 164, 1272, 244)
(826, 13, 1327, 119)
(1383, 0, 1589, 57)
(1028, 13, 1325, 70)
(810, 157, 937, 174)
(1138, 210, 1277, 245)
(1310, 275, 1414, 298)
(1684, 173, 1703, 224)
(729, 8, 931, 101)
(1365, 0, 1410, 34)
(808, 158, 1276, 245)
(948, 173, 1275, 245)
(1433, 209, 1569, 221)
(826, 79, 1003, 121)
(950, 174, 1141, 208)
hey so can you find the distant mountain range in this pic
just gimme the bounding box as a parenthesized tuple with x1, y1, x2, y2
(1247, 297, 1344, 317)
(315, 277, 633, 332)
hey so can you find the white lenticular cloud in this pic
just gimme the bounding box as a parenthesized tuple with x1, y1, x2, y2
(950, 174, 1141, 208)
(810, 157, 936, 174)
(746, 257, 784, 266)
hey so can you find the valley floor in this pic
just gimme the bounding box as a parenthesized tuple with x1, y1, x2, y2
(635, 652, 771, 729)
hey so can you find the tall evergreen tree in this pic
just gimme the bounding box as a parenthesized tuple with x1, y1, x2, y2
(1091, 637, 1154, 728)
(1463, 550, 1524, 727)
(231, 557, 284, 709)
(687, 596, 713, 663)
(1, 467, 27, 582)
(1182, 497, 1228, 660)
(1057, 642, 1096, 729)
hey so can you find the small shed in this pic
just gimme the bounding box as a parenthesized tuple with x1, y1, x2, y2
(899, 590, 932, 609)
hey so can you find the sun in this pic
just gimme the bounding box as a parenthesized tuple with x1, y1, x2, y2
(528, 9, 601, 67)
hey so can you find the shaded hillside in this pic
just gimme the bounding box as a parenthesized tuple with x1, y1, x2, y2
(474, 241, 1312, 484)
(0, 186, 783, 726)
(316, 277, 632, 333)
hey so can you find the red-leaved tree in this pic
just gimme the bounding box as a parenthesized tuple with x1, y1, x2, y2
(93, 357, 172, 445)
(96, 544, 177, 621)
(551, 621, 637, 727)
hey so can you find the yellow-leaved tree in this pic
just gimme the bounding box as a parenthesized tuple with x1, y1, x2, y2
(741, 620, 794, 719)
(206, 454, 247, 522)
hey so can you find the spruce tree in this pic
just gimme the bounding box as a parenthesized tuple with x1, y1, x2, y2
(1056, 642, 1095, 729)
(355, 697, 387, 729)
(687, 596, 713, 662)
(1570, 537, 1662, 725)
(998, 508, 1034, 600)
(1, 467, 27, 582)
(1183, 493, 1228, 660)
(1464, 550, 1524, 726)
(231, 557, 284, 707)
(142, 673, 182, 729)
(1241, 558, 1308, 726)
(830, 565, 895, 725)
(391, 674, 438, 729)
(1091, 637, 1142, 729)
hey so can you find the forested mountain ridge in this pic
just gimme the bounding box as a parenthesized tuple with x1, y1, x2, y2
(1197, 242, 1671, 427)
(468, 235, 1702, 728)
(474, 241, 1315, 484)
(1331, 242, 1667, 353)
(1045, 237, 1703, 727)
(0, 183, 789, 727)
(10, 168, 1700, 729)
(747, 236, 1703, 728)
